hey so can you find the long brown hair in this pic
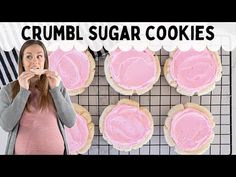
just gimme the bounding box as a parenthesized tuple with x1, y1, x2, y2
(12, 40, 53, 111)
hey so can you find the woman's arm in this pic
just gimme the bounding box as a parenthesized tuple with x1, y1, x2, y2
(49, 83, 76, 128)
(0, 86, 31, 132)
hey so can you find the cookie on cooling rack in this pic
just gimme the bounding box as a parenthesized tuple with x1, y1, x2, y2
(49, 48, 95, 96)
(65, 103, 94, 154)
(99, 99, 154, 152)
(164, 48, 222, 96)
(164, 103, 215, 155)
(104, 49, 160, 95)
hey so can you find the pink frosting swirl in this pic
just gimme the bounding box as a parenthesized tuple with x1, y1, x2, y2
(170, 49, 218, 94)
(170, 108, 213, 151)
(49, 48, 89, 90)
(103, 104, 152, 149)
(65, 114, 89, 154)
(109, 49, 157, 90)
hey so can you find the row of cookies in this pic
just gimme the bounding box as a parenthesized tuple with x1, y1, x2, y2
(67, 99, 215, 155)
(48, 48, 222, 96)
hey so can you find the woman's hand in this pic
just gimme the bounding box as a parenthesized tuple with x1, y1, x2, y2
(45, 70, 61, 89)
(18, 71, 35, 90)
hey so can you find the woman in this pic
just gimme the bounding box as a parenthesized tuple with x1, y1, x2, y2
(0, 40, 76, 155)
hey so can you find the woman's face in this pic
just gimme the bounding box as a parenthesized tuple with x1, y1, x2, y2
(22, 44, 45, 72)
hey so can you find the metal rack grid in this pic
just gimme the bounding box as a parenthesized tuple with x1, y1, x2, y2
(71, 48, 232, 155)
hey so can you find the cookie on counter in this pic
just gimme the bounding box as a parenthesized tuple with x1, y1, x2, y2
(99, 99, 154, 152)
(164, 103, 215, 155)
(104, 49, 160, 95)
(49, 48, 95, 95)
(164, 48, 222, 96)
(65, 103, 94, 154)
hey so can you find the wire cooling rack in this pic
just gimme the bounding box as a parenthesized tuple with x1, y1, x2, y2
(70, 48, 232, 155)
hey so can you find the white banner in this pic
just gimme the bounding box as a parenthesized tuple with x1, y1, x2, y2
(0, 22, 236, 52)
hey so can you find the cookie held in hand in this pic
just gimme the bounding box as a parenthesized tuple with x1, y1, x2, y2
(30, 68, 47, 76)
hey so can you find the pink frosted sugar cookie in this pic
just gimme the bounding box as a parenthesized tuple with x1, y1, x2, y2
(164, 49, 222, 96)
(99, 99, 154, 152)
(49, 48, 95, 95)
(104, 49, 160, 95)
(164, 103, 215, 155)
(65, 103, 94, 154)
